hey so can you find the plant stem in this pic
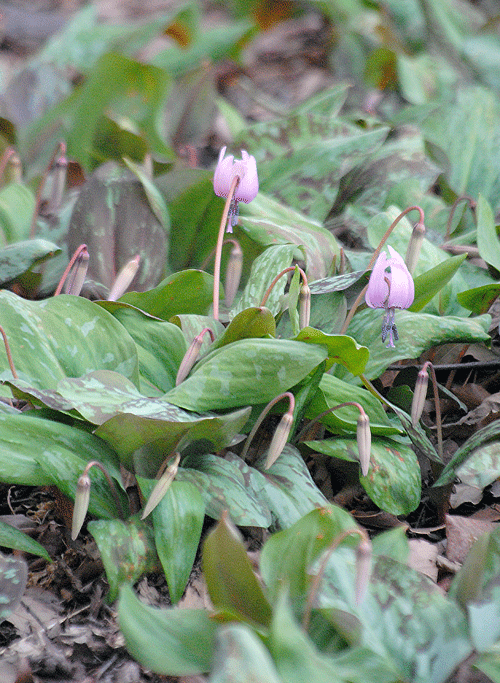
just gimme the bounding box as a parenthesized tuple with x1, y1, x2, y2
(213, 176, 239, 320)
(260, 266, 308, 307)
(240, 391, 294, 462)
(54, 244, 88, 296)
(444, 195, 476, 241)
(81, 460, 125, 520)
(0, 324, 17, 379)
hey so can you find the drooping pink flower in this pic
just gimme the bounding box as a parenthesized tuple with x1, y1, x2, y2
(365, 246, 414, 347)
(213, 147, 259, 231)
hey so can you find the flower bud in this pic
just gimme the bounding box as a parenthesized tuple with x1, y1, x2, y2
(299, 282, 311, 329)
(107, 255, 140, 301)
(141, 453, 181, 519)
(357, 410, 371, 477)
(64, 245, 89, 296)
(176, 328, 214, 385)
(355, 536, 372, 604)
(411, 365, 429, 427)
(265, 411, 293, 470)
(405, 221, 426, 275)
(72, 472, 91, 540)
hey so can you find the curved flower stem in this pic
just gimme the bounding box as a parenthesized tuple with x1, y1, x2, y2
(340, 206, 424, 335)
(213, 176, 240, 321)
(0, 324, 18, 379)
(240, 391, 295, 462)
(444, 195, 476, 242)
(424, 361, 443, 461)
(302, 527, 370, 631)
(0, 147, 16, 186)
(30, 140, 66, 238)
(54, 243, 88, 295)
(294, 401, 366, 443)
(260, 266, 308, 307)
(200, 238, 240, 270)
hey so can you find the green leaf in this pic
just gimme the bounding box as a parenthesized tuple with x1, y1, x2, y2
(212, 307, 276, 349)
(410, 254, 467, 312)
(203, 514, 272, 627)
(0, 412, 123, 487)
(346, 309, 491, 381)
(89, 518, 159, 601)
(210, 623, 283, 683)
(67, 52, 172, 168)
(232, 244, 297, 317)
(139, 479, 205, 605)
(0, 551, 27, 620)
(240, 193, 340, 280)
(457, 283, 500, 315)
(293, 328, 369, 375)
(0, 238, 60, 287)
(434, 420, 500, 487)
(0, 291, 139, 390)
(118, 269, 215, 319)
(164, 338, 328, 411)
(260, 505, 358, 606)
(477, 193, 500, 270)
(305, 436, 421, 515)
(305, 373, 400, 436)
(0, 184, 36, 243)
(118, 584, 217, 675)
(0, 520, 51, 562)
(177, 453, 272, 528)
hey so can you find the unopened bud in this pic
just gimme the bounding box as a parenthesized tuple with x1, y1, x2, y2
(357, 411, 371, 477)
(64, 245, 89, 295)
(299, 283, 311, 329)
(355, 536, 372, 604)
(411, 365, 429, 427)
(107, 255, 140, 301)
(141, 453, 181, 519)
(265, 411, 293, 469)
(49, 153, 68, 213)
(71, 473, 91, 540)
(405, 221, 426, 275)
(224, 241, 243, 308)
(6, 152, 22, 184)
(176, 328, 214, 385)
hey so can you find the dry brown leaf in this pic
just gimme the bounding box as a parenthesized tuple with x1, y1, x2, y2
(446, 514, 497, 563)
(408, 539, 439, 582)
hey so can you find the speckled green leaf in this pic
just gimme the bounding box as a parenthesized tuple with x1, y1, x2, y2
(383, 397, 441, 464)
(165, 338, 328, 412)
(346, 309, 491, 381)
(139, 479, 204, 605)
(293, 328, 369, 375)
(0, 520, 51, 562)
(89, 518, 159, 601)
(232, 244, 297, 317)
(212, 307, 276, 349)
(309, 270, 367, 295)
(435, 420, 500, 487)
(100, 305, 187, 393)
(242, 115, 388, 221)
(0, 238, 60, 286)
(0, 552, 27, 620)
(118, 584, 217, 675)
(210, 623, 283, 683)
(305, 436, 421, 515)
(0, 291, 139, 390)
(170, 315, 225, 353)
(0, 412, 123, 486)
(119, 269, 215, 319)
(176, 453, 272, 527)
(35, 434, 127, 521)
(305, 373, 401, 436)
(411, 254, 467, 312)
(239, 193, 340, 280)
(202, 515, 273, 626)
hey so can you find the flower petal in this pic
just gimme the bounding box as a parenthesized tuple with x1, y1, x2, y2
(365, 251, 390, 308)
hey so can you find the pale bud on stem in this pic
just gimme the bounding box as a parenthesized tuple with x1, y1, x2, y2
(241, 392, 295, 464)
(48, 153, 68, 214)
(224, 240, 243, 308)
(299, 282, 311, 329)
(356, 409, 371, 477)
(72, 473, 91, 541)
(64, 245, 90, 296)
(141, 453, 181, 519)
(107, 255, 141, 301)
(405, 221, 425, 275)
(176, 327, 215, 385)
(411, 362, 429, 427)
(355, 534, 372, 605)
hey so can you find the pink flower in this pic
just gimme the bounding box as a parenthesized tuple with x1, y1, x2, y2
(365, 246, 414, 347)
(213, 147, 259, 231)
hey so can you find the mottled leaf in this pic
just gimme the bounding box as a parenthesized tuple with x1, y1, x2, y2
(0, 551, 27, 620)
(293, 327, 369, 375)
(0, 520, 51, 562)
(0, 238, 60, 287)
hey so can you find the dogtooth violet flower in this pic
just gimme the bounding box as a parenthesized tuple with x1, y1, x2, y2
(213, 146, 259, 232)
(365, 245, 414, 348)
